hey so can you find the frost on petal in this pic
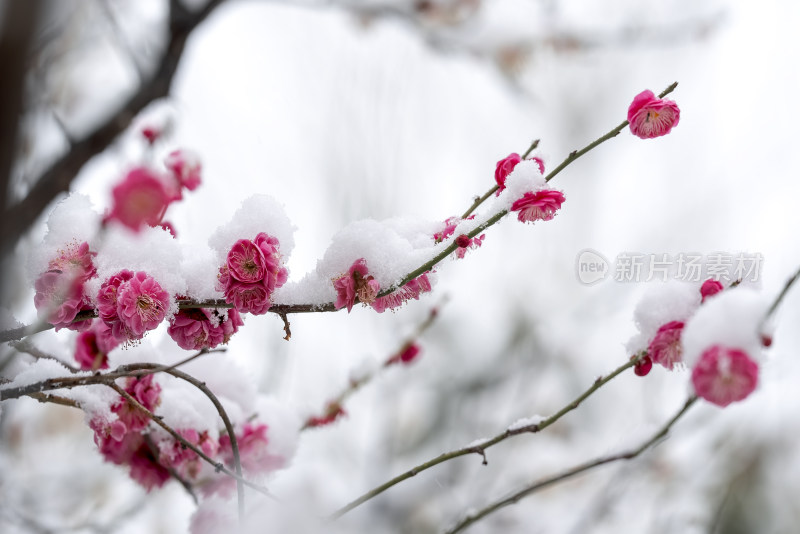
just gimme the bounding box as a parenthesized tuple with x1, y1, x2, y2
(647, 320, 684, 370)
(106, 167, 170, 232)
(691, 345, 759, 407)
(627, 89, 681, 139)
(510, 190, 565, 224)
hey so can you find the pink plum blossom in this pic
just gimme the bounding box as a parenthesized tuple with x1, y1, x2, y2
(115, 271, 170, 339)
(218, 233, 287, 315)
(386, 343, 422, 366)
(75, 320, 120, 370)
(510, 189, 565, 224)
(128, 444, 171, 491)
(165, 149, 202, 192)
(372, 273, 432, 313)
(627, 90, 680, 139)
(159, 429, 219, 480)
(691, 345, 759, 407)
(454, 233, 484, 259)
(47, 241, 96, 282)
(333, 258, 381, 312)
(106, 167, 170, 232)
(168, 307, 244, 350)
(700, 279, 724, 303)
(648, 321, 685, 370)
(112, 375, 161, 433)
(33, 271, 86, 330)
(495, 153, 545, 193)
(227, 239, 267, 283)
(141, 125, 162, 145)
(434, 216, 460, 243)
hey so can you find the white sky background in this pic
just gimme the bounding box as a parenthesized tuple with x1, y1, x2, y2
(5, 0, 800, 532)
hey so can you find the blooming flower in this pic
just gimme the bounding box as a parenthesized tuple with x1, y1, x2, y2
(433, 216, 460, 243)
(333, 258, 380, 312)
(700, 279, 724, 303)
(372, 274, 432, 313)
(159, 429, 219, 480)
(510, 189, 565, 223)
(495, 153, 545, 193)
(33, 270, 86, 330)
(112, 374, 162, 433)
(691, 345, 759, 407)
(168, 307, 244, 350)
(648, 321, 685, 370)
(115, 271, 170, 339)
(75, 320, 120, 370)
(106, 167, 170, 232)
(627, 90, 680, 139)
(218, 232, 287, 315)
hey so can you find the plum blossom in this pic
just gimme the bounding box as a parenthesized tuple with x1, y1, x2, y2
(372, 274, 432, 313)
(168, 307, 244, 350)
(218, 232, 287, 315)
(454, 233, 484, 259)
(159, 429, 219, 480)
(333, 258, 380, 312)
(510, 189, 565, 224)
(433, 216, 460, 243)
(633, 354, 653, 376)
(115, 271, 170, 339)
(33, 241, 97, 331)
(165, 149, 202, 193)
(648, 321, 685, 370)
(691, 345, 759, 407)
(112, 374, 162, 433)
(700, 279, 724, 303)
(106, 167, 170, 232)
(627, 89, 680, 139)
(495, 153, 545, 193)
(386, 343, 422, 366)
(75, 320, 120, 370)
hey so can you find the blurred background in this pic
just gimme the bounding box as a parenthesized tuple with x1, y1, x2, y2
(2, 0, 800, 532)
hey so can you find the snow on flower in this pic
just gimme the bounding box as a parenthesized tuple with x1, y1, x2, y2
(691, 345, 759, 407)
(510, 189, 565, 224)
(626, 281, 701, 356)
(167, 307, 243, 350)
(627, 89, 680, 139)
(105, 167, 170, 232)
(433, 216, 460, 243)
(647, 320, 685, 370)
(217, 232, 288, 315)
(495, 153, 545, 193)
(32, 241, 97, 331)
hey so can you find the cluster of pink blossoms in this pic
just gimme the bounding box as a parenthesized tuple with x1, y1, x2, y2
(33, 242, 97, 331)
(90, 374, 280, 494)
(333, 258, 432, 313)
(433, 216, 485, 259)
(634, 279, 763, 407)
(217, 233, 288, 315)
(97, 270, 170, 342)
(494, 153, 566, 224)
(167, 306, 244, 351)
(105, 149, 202, 234)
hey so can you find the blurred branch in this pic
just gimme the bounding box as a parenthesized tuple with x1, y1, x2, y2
(0, 1, 42, 259)
(302, 302, 441, 430)
(0, 0, 227, 256)
(329, 353, 644, 519)
(443, 396, 699, 534)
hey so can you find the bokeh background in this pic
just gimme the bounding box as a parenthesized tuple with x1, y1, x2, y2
(3, 0, 800, 532)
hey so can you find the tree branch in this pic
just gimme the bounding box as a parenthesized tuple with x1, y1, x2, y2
(442, 396, 698, 533)
(329, 354, 643, 519)
(0, 0, 228, 255)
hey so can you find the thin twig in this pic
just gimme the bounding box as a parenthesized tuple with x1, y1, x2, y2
(329, 355, 642, 519)
(443, 396, 698, 534)
(10, 339, 80, 373)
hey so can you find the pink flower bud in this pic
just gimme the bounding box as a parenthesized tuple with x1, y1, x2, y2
(700, 279, 724, 303)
